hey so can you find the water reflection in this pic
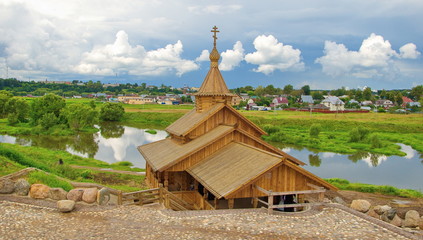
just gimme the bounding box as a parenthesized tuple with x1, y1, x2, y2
(274, 142, 422, 191)
(308, 154, 321, 167)
(0, 123, 168, 168)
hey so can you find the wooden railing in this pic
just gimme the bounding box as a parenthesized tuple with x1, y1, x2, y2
(118, 187, 215, 211)
(118, 188, 160, 206)
(254, 184, 326, 214)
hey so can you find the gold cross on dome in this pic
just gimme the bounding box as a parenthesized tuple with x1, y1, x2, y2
(211, 26, 219, 47)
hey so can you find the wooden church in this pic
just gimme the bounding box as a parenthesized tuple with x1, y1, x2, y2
(138, 26, 336, 210)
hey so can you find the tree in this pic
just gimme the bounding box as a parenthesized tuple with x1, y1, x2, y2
(410, 85, 423, 101)
(5, 97, 29, 123)
(0, 90, 13, 117)
(395, 92, 403, 106)
(301, 85, 311, 95)
(30, 93, 66, 125)
(283, 84, 293, 95)
(254, 86, 265, 96)
(63, 103, 98, 130)
(363, 87, 372, 100)
(99, 102, 124, 121)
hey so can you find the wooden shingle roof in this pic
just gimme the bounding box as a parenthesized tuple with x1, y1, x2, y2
(187, 142, 282, 198)
(194, 67, 236, 97)
(138, 125, 235, 171)
(166, 103, 225, 137)
(166, 103, 267, 137)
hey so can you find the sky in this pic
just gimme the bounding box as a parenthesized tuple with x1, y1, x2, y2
(0, 0, 422, 90)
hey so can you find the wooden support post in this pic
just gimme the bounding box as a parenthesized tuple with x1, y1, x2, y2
(228, 199, 234, 209)
(117, 190, 123, 205)
(159, 183, 164, 204)
(194, 180, 198, 191)
(214, 197, 219, 210)
(318, 192, 324, 202)
(157, 171, 162, 186)
(164, 171, 169, 190)
(203, 188, 208, 199)
(268, 190, 273, 214)
(252, 198, 258, 208)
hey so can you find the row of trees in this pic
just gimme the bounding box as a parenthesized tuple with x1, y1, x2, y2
(0, 78, 184, 97)
(0, 91, 124, 132)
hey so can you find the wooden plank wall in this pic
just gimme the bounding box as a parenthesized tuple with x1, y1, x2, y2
(187, 107, 261, 140)
(226, 163, 326, 199)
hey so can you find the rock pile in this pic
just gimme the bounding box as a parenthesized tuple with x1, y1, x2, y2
(0, 178, 111, 213)
(349, 199, 422, 230)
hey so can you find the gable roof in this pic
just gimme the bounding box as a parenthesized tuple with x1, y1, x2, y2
(301, 95, 314, 104)
(166, 103, 266, 137)
(166, 103, 225, 137)
(139, 125, 235, 171)
(187, 142, 282, 198)
(322, 96, 344, 105)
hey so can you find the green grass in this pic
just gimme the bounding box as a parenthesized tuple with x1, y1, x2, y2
(145, 129, 157, 134)
(0, 143, 146, 192)
(27, 171, 73, 191)
(325, 178, 423, 198)
(120, 112, 184, 129)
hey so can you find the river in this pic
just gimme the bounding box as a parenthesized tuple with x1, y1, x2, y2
(0, 123, 421, 191)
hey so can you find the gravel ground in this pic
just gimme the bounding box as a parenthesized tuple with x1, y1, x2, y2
(0, 197, 420, 240)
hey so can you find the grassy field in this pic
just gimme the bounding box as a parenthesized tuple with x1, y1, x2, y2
(119, 103, 423, 156)
(0, 143, 145, 192)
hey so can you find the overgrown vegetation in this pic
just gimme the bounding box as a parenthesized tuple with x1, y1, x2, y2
(0, 143, 145, 192)
(325, 178, 423, 198)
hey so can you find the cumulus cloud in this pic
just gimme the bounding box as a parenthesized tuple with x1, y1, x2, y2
(219, 41, 244, 71)
(75, 31, 199, 76)
(315, 33, 420, 78)
(399, 43, 420, 59)
(245, 35, 304, 75)
(195, 50, 210, 62)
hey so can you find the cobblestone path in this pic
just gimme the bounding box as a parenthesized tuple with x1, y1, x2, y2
(0, 201, 417, 240)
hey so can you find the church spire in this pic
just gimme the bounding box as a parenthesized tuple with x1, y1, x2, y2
(209, 26, 220, 67)
(194, 26, 235, 112)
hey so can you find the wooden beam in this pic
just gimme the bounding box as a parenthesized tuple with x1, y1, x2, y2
(307, 183, 324, 190)
(255, 198, 268, 206)
(254, 185, 270, 195)
(270, 202, 319, 209)
(268, 191, 273, 214)
(267, 189, 325, 196)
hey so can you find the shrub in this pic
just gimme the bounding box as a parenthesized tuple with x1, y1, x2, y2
(349, 127, 369, 142)
(112, 161, 133, 166)
(145, 129, 157, 135)
(100, 103, 125, 121)
(370, 134, 382, 148)
(40, 112, 59, 130)
(309, 124, 321, 138)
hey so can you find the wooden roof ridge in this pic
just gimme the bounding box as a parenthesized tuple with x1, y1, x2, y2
(166, 103, 225, 137)
(284, 160, 338, 191)
(138, 125, 236, 171)
(235, 128, 305, 166)
(187, 142, 282, 199)
(235, 141, 284, 159)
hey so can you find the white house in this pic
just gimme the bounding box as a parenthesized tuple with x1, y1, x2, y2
(321, 96, 345, 111)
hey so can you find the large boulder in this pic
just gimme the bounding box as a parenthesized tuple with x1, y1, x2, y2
(67, 189, 84, 201)
(403, 210, 420, 228)
(29, 184, 50, 199)
(367, 208, 380, 219)
(350, 199, 371, 213)
(386, 208, 396, 220)
(0, 178, 15, 194)
(82, 188, 98, 204)
(57, 200, 75, 213)
(97, 188, 110, 205)
(14, 179, 30, 196)
(390, 214, 403, 227)
(373, 205, 391, 215)
(48, 188, 68, 200)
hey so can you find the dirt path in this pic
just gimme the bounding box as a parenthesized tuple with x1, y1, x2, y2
(71, 165, 145, 176)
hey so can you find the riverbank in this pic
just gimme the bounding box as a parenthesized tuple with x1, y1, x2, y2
(120, 105, 423, 157)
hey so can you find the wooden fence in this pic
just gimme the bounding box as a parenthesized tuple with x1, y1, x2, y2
(117, 185, 214, 211)
(254, 184, 326, 214)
